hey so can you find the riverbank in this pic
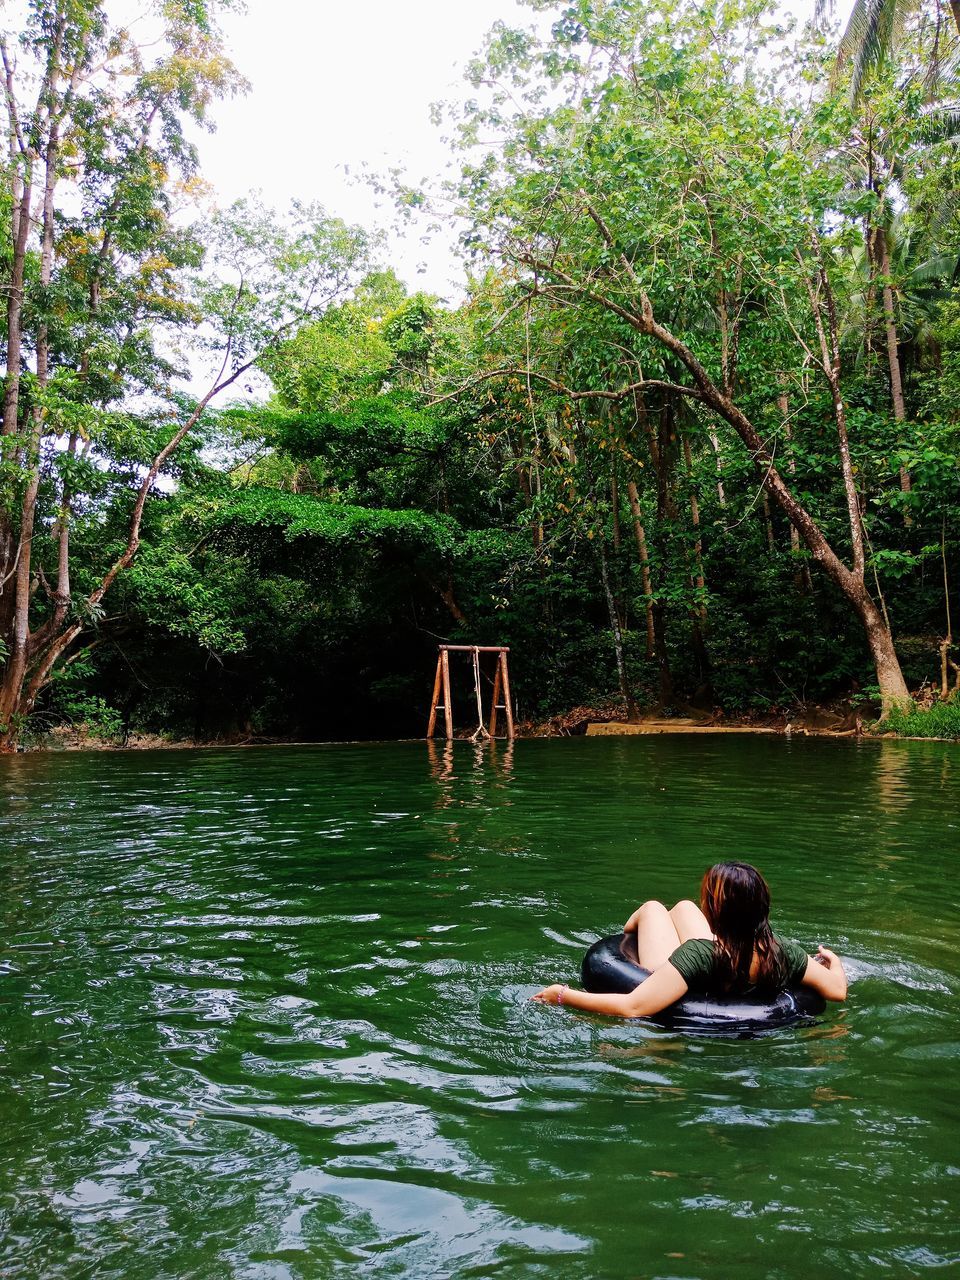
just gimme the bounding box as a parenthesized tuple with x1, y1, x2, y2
(584, 720, 847, 736)
(524, 699, 959, 742)
(22, 728, 303, 752)
(14, 696, 960, 750)
(520, 699, 866, 739)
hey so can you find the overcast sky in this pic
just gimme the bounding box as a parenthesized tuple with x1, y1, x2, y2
(194, 0, 534, 299)
(195, 0, 819, 301)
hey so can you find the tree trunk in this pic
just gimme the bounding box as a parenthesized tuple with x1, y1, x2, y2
(626, 480, 656, 659)
(0, 47, 64, 743)
(875, 226, 913, 518)
(680, 432, 712, 698)
(0, 118, 34, 643)
(857, 588, 911, 711)
(634, 285, 908, 714)
(759, 492, 775, 553)
(681, 433, 707, 619)
(438, 579, 468, 625)
(598, 535, 640, 721)
(609, 457, 626, 627)
(650, 599, 674, 708)
(649, 405, 679, 708)
(779, 387, 813, 592)
(707, 429, 726, 507)
(941, 521, 953, 701)
(610, 461, 621, 549)
(1, 166, 33, 439)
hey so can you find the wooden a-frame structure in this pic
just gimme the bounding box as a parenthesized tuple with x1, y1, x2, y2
(426, 644, 514, 740)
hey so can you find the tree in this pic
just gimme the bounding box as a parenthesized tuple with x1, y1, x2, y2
(0, 0, 370, 746)
(447, 0, 915, 713)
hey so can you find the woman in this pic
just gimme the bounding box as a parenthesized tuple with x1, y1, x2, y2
(532, 860, 847, 1018)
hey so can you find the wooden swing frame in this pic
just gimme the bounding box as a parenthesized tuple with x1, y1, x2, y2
(426, 645, 514, 740)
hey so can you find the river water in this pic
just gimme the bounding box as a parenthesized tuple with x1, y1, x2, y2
(0, 737, 957, 1278)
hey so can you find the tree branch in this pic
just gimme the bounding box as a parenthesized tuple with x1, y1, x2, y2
(428, 367, 705, 407)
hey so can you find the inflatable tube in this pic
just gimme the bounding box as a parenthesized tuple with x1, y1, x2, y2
(581, 933, 825, 1036)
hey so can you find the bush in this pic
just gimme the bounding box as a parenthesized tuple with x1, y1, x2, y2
(878, 700, 960, 740)
(62, 695, 126, 745)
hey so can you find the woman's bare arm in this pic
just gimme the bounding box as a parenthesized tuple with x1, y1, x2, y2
(532, 962, 689, 1019)
(801, 946, 848, 1001)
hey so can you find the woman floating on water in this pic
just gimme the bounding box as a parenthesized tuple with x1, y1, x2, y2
(533, 860, 847, 1018)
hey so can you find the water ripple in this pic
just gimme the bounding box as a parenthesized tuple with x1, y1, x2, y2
(0, 738, 957, 1278)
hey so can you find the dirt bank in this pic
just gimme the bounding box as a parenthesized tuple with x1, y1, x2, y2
(520, 700, 867, 739)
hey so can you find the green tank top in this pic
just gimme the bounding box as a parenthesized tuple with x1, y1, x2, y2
(668, 933, 809, 993)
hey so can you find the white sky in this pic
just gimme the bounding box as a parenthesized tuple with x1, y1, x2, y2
(195, 0, 534, 300)
(195, 0, 819, 302)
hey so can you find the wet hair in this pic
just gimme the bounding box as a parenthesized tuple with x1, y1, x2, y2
(700, 861, 786, 992)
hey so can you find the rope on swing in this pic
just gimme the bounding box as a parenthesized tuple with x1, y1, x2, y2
(470, 646, 490, 740)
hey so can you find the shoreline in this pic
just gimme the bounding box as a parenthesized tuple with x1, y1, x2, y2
(583, 718, 957, 744)
(9, 720, 959, 753)
(585, 719, 856, 738)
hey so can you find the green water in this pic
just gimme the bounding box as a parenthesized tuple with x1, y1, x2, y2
(0, 737, 957, 1279)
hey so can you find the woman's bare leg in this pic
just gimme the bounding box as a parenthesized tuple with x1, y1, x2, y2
(625, 900, 682, 970)
(670, 899, 714, 943)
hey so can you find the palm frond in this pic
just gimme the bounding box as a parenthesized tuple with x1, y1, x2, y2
(834, 0, 910, 103)
(921, 24, 960, 98)
(929, 187, 960, 236)
(933, 38, 960, 86)
(919, 99, 960, 132)
(905, 251, 960, 285)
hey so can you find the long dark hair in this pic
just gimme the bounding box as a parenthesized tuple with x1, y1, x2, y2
(700, 861, 785, 992)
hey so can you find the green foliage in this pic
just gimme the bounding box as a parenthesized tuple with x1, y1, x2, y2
(879, 700, 960, 739)
(46, 656, 126, 743)
(189, 487, 458, 550)
(63, 696, 126, 744)
(126, 548, 245, 654)
(0, 0, 374, 748)
(191, 198, 373, 372)
(9, 0, 960, 745)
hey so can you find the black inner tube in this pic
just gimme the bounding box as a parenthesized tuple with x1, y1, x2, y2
(581, 933, 825, 1036)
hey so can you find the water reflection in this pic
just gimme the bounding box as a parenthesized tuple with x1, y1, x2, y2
(425, 736, 515, 787)
(425, 736, 455, 784)
(872, 739, 912, 817)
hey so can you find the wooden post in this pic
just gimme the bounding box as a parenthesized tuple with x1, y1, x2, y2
(488, 658, 502, 738)
(441, 648, 453, 740)
(426, 653, 443, 738)
(500, 650, 515, 740)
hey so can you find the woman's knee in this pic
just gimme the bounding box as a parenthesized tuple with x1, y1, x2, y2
(670, 898, 700, 914)
(636, 899, 670, 921)
(670, 898, 712, 942)
(632, 899, 680, 969)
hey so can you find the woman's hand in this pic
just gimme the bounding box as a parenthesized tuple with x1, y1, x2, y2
(803, 945, 848, 1001)
(531, 984, 566, 1005)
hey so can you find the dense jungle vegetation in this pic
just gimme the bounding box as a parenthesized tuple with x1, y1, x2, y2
(1, 0, 959, 747)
